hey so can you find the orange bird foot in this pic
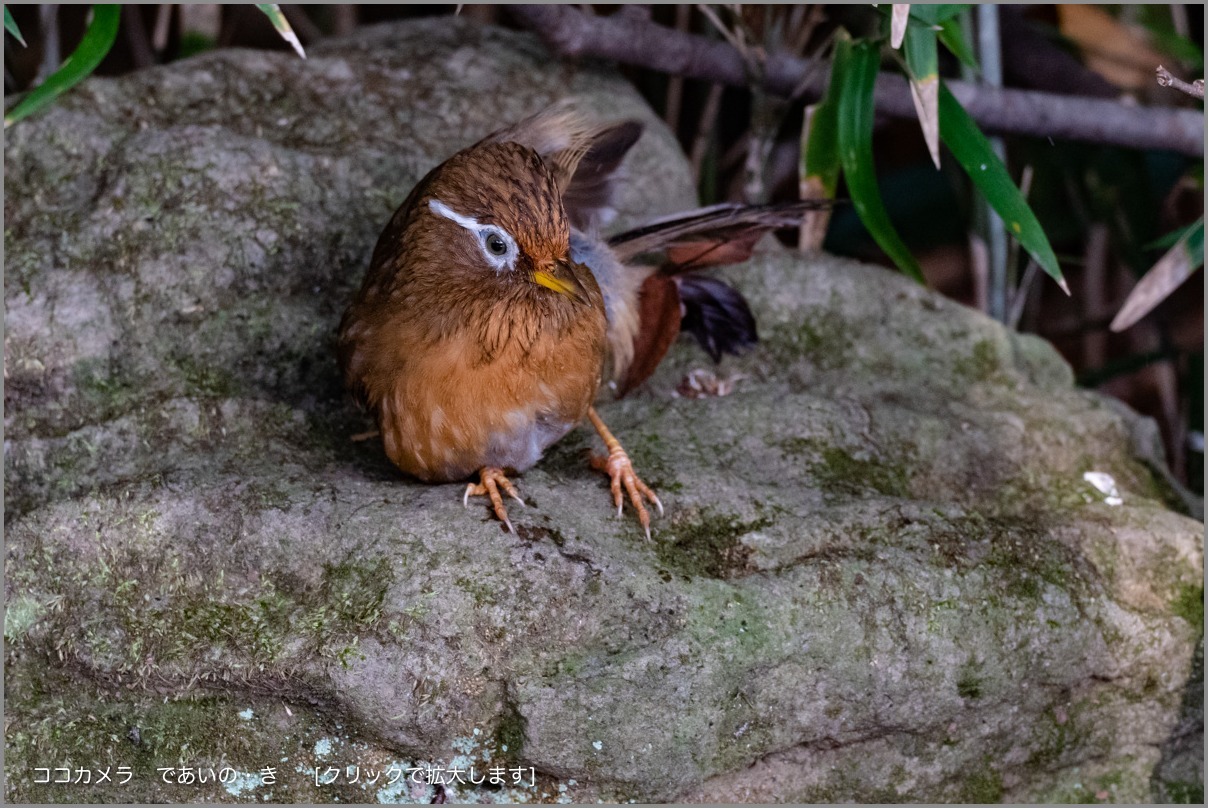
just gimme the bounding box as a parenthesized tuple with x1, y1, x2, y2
(464, 466, 525, 533)
(587, 407, 663, 540)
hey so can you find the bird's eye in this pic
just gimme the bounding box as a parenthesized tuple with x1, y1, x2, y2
(485, 232, 508, 256)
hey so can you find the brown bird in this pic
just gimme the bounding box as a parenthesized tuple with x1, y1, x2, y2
(338, 104, 825, 537)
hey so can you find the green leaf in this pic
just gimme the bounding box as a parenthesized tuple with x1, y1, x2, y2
(1144, 220, 1200, 252)
(904, 23, 939, 80)
(798, 37, 844, 249)
(904, 24, 940, 168)
(1111, 217, 1204, 331)
(801, 36, 843, 199)
(4, 5, 120, 128)
(256, 4, 306, 59)
(937, 17, 979, 70)
(908, 4, 970, 25)
(937, 82, 1068, 293)
(837, 38, 926, 283)
(5, 5, 26, 47)
(876, 4, 969, 27)
(876, 4, 978, 70)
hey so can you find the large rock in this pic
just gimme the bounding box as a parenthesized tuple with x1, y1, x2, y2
(4, 17, 1202, 804)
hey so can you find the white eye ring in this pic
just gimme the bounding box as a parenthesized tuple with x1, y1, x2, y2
(476, 227, 517, 271)
(429, 199, 518, 272)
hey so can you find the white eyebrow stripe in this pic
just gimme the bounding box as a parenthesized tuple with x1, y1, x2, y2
(429, 198, 483, 231)
(427, 198, 519, 273)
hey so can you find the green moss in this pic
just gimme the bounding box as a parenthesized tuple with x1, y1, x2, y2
(775, 436, 813, 458)
(961, 766, 1004, 802)
(954, 338, 1004, 383)
(27, 544, 394, 684)
(493, 698, 527, 763)
(957, 665, 983, 699)
(170, 353, 239, 398)
(811, 446, 909, 499)
(1160, 781, 1206, 804)
(3, 647, 347, 804)
(319, 558, 392, 628)
(4, 595, 45, 641)
(1028, 704, 1083, 771)
(71, 358, 144, 421)
(656, 508, 771, 579)
(1171, 584, 1204, 635)
(762, 304, 854, 370)
(455, 576, 496, 607)
(924, 510, 1083, 609)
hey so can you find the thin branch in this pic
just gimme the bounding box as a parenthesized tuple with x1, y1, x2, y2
(1156, 65, 1204, 100)
(508, 5, 1205, 157)
(1005, 164, 1036, 328)
(1007, 260, 1040, 330)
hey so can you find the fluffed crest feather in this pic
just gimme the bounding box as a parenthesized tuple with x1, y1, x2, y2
(479, 100, 599, 189)
(480, 100, 643, 231)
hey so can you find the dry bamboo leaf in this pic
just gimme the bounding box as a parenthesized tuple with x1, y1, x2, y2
(909, 76, 940, 168)
(891, 4, 911, 49)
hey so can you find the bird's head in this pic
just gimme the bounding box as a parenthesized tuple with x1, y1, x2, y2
(406, 141, 592, 304)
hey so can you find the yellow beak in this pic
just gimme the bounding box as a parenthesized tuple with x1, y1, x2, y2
(532, 261, 589, 303)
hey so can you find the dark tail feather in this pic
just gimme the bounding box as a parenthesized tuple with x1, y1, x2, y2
(676, 275, 758, 362)
(607, 200, 833, 264)
(611, 199, 830, 396)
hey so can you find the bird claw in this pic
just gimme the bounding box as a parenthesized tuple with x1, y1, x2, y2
(590, 447, 662, 540)
(465, 467, 522, 532)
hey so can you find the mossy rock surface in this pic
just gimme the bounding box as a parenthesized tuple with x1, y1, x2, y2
(5, 17, 1203, 805)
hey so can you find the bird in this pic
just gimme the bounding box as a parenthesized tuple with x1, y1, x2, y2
(337, 102, 827, 538)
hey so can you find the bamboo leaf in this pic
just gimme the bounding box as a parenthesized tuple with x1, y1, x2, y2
(4, 5, 120, 128)
(256, 4, 306, 59)
(801, 102, 841, 197)
(937, 82, 1068, 293)
(1143, 220, 1200, 251)
(5, 5, 26, 47)
(801, 33, 843, 200)
(877, 4, 978, 68)
(838, 38, 926, 283)
(799, 47, 843, 250)
(937, 17, 979, 69)
(877, 4, 969, 27)
(904, 25, 941, 168)
(1111, 217, 1204, 331)
(908, 4, 969, 25)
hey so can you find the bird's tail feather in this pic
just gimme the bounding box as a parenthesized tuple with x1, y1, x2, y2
(607, 200, 833, 266)
(611, 201, 837, 396)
